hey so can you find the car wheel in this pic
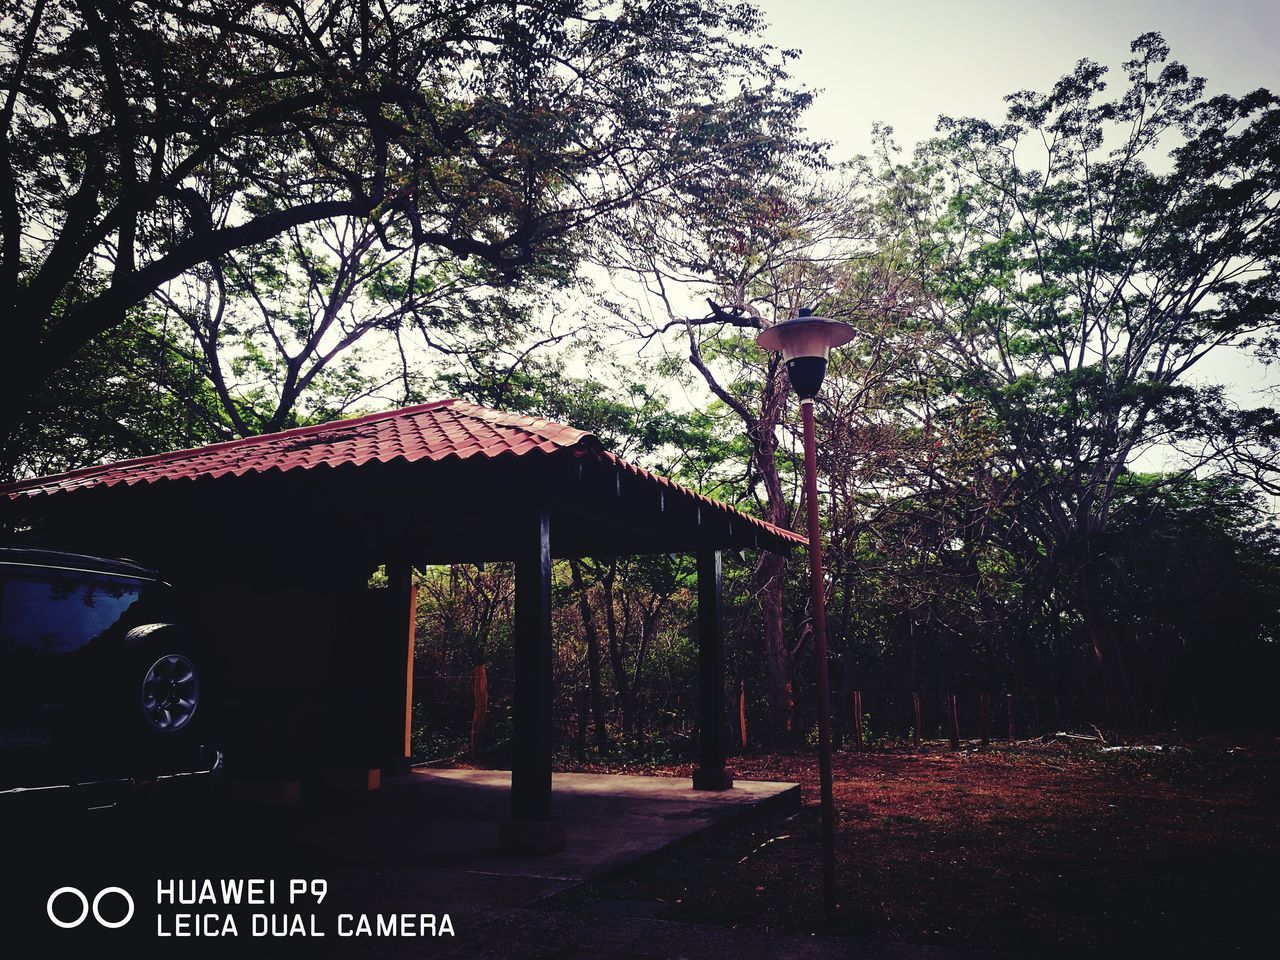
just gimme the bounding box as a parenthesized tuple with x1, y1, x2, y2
(140, 652, 201, 734)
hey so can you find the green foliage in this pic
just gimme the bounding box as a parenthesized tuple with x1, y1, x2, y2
(4, 306, 231, 479)
(914, 32, 1279, 550)
(1106, 474, 1280, 655)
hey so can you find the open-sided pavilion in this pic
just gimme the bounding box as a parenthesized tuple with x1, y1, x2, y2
(0, 399, 804, 852)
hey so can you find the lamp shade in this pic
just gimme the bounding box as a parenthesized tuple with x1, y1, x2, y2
(756, 308, 855, 399)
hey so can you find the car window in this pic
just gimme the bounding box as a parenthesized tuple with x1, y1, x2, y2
(0, 569, 144, 654)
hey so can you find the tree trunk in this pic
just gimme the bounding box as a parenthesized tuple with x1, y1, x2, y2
(1077, 564, 1137, 725)
(600, 568, 636, 737)
(756, 549, 793, 737)
(569, 560, 609, 750)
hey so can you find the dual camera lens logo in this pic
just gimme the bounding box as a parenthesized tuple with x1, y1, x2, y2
(46, 886, 135, 929)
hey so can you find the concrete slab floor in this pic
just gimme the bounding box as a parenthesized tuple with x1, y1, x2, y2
(382, 768, 803, 881)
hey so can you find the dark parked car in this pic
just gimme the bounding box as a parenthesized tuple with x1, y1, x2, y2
(0, 548, 218, 793)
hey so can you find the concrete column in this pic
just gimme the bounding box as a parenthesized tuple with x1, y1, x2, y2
(693, 548, 734, 790)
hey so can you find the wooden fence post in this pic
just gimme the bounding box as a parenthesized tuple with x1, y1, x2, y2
(980, 692, 990, 748)
(853, 690, 865, 752)
(948, 694, 960, 749)
(912, 692, 922, 749)
(575, 687, 588, 755)
(739, 680, 748, 750)
(1007, 692, 1016, 742)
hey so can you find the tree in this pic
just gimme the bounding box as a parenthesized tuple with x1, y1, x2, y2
(416, 563, 514, 673)
(597, 153, 928, 735)
(8, 303, 230, 475)
(569, 553, 688, 742)
(0, 0, 804, 471)
(1104, 474, 1280, 726)
(154, 212, 567, 436)
(900, 33, 1280, 715)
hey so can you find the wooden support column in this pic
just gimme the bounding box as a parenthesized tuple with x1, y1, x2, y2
(693, 548, 734, 791)
(500, 507, 566, 855)
(381, 562, 416, 781)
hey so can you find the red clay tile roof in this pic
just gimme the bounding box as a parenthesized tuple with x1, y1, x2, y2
(0, 399, 805, 548)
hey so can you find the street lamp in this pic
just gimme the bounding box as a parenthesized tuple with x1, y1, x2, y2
(757, 306, 854, 921)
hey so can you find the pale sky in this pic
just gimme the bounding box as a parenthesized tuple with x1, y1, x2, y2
(753, 0, 1280, 161)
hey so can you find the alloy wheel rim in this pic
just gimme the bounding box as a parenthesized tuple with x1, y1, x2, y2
(141, 654, 200, 732)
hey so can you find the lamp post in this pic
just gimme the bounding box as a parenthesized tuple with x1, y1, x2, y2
(757, 306, 854, 921)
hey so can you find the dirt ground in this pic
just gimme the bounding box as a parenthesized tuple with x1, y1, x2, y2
(544, 736, 1279, 956)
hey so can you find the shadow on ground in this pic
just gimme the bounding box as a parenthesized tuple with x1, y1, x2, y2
(3, 769, 962, 959)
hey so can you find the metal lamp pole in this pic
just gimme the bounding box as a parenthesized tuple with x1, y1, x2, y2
(757, 307, 854, 922)
(801, 394, 838, 920)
